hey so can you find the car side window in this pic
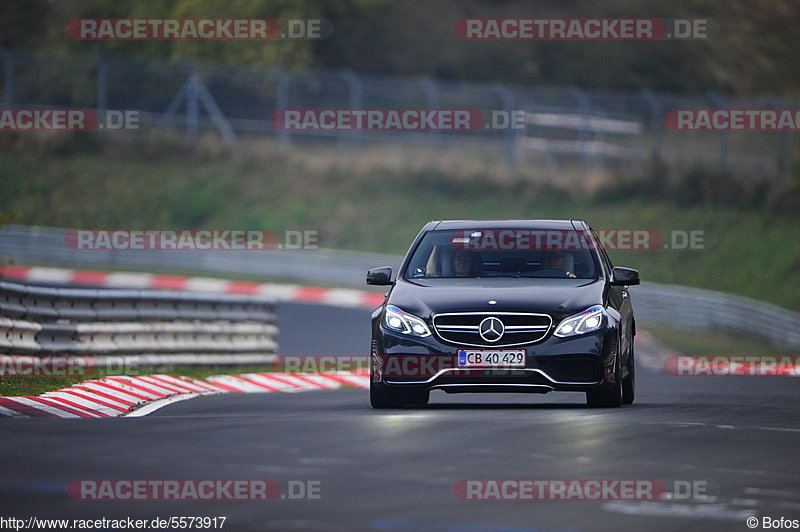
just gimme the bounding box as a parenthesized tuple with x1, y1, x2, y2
(590, 229, 614, 277)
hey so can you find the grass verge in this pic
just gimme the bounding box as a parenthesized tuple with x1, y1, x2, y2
(645, 326, 792, 357)
(2, 133, 798, 309)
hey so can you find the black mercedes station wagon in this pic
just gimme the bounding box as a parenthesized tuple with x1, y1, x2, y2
(367, 219, 640, 408)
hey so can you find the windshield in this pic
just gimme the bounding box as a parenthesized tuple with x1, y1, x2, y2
(404, 229, 600, 280)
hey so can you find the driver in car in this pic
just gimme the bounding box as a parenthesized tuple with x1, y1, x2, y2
(539, 250, 577, 278)
(453, 249, 480, 277)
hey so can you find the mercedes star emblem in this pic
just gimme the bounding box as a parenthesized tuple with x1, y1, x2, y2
(479, 316, 504, 342)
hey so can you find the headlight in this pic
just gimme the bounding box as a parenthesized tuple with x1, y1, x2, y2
(383, 305, 431, 337)
(554, 305, 605, 337)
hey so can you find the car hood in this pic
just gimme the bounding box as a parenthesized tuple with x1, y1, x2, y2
(388, 278, 606, 320)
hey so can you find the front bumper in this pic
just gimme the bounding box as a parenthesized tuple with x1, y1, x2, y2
(371, 324, 619, 394)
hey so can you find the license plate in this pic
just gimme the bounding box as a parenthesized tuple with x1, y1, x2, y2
(457, 350, 526, 367)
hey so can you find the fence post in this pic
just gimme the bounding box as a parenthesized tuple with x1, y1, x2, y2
(186, 73, 200, 146)
(1, 48, 12, 107)
(418, 76, 441, 150)
(493, 83, 518, 170)
(769, 96, 789, 180)
(707, 91, 728, 168)
(641, 89, 662, 160)
(569, 86, 590, 177)
(272, 66, 290, 150)
(192, 75, 236, 147)
(339, 70, 363, 151)
(95, 54, 107, 118)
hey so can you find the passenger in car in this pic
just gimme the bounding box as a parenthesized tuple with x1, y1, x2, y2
(539, 251, 577, 278)
(453, 249, 482, 277)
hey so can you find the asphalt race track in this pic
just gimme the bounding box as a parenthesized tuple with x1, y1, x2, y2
(1, 303, 798, 531)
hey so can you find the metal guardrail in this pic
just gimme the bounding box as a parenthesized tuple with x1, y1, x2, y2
(0, 280, 278, 365)
(1, 225, 799, 351)
(0, 280, 275, 322)
(0, 225, 397, 287)
(631, 282, 800, 351)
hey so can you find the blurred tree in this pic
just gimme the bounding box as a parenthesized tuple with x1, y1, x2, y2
(0, 0, 798, 95)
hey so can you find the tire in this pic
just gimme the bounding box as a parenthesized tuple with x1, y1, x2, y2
(370, 381, 429, 408)
(622, 341, 635, 405)
(586, 351, 623, 408)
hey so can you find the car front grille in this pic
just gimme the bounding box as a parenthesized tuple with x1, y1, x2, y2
(432, 312, 552, 347)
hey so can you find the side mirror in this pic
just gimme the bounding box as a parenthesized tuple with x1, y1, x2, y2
(611, 267, 640, 286)
(367, 266, 394, 286)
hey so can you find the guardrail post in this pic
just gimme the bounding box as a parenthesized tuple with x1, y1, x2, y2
(339, 70, 363, 152)
(641, 89, 662, 160)
(570, 86, 591, 177)
(272, 66, 290, 150)
(493, 83, 519, 170)
(1, 47, 13, 107)
(707, 91, 728, 168)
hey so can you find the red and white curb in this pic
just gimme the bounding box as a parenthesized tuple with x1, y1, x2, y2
(0, 370, 369, 419)
(0, 265, 386, 309)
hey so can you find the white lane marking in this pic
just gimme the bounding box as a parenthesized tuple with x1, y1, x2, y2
(728, 498, 761, 506)
(602, 501, 754, 520)
(640, 421, 800, 434)
(125, 392, 219, 417)
(744, 487, 800, 498)
(0, 405, 25, 417)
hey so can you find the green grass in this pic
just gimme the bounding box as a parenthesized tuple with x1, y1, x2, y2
(1, 133, 799, 309)
(645, 326, 792, 357)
